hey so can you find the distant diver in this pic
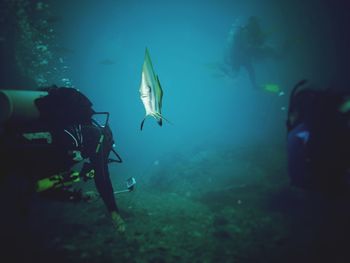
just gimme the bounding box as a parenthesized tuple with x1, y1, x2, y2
(0, 87, 126, 233)
(224, 16, 277, 90)
(139, 48, 170, 130)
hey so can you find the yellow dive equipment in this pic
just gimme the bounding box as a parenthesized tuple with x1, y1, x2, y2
(263, 83, 280, 93)
(36, 168, 95, 193)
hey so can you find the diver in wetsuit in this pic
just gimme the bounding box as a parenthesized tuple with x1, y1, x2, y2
(286, 80, 350, 194)
(226, 16, 276, 90)
(0, 87, 125, 233)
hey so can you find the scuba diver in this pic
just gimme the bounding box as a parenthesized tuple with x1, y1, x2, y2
(286, 80, 350, 195)
(224, 16, 277, 90)
(0, 86, 126, 233)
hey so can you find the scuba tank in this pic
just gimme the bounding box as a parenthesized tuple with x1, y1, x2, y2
(0, 89, 48, 125)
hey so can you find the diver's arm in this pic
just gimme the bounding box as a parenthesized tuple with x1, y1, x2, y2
(91, 150, 118, 212)
(83, 124, 125, 232)
(85, 125, 118, 212)
(91, 143, 125, 232)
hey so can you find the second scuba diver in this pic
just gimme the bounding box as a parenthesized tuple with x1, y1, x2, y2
(286, 80, 350, 195)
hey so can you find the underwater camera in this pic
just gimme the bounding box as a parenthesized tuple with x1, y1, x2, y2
(114, 177, 136, 195)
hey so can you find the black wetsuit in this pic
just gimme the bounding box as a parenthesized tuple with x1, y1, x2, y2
(0, 121, 118, 213)
(80, 124, 118, 212)
(287, 85, 350, 194)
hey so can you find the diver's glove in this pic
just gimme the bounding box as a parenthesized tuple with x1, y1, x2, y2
(110, 211, 126, 233)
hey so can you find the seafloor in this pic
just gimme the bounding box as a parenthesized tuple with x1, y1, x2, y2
(8, 144, 350, 263)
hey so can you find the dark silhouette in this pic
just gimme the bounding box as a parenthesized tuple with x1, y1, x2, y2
(225, 16, 277, 90)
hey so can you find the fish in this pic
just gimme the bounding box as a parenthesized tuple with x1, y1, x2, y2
(139, 48, 168, 130)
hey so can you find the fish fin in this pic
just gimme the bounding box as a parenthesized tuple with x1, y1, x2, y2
(141, 114, 165, 130)
(140, 117, 146, 130)
(154, 112, 172, 125)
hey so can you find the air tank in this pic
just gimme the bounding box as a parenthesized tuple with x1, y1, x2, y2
(0, 89, 48, 124)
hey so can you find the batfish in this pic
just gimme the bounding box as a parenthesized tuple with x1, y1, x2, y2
(139, 48, 168, 130)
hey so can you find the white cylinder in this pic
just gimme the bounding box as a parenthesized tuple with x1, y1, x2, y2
(0, 89, 48, 124)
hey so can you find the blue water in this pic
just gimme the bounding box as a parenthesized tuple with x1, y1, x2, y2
(2, 0, 350, 262)
(48, 0, 315, 172)
(47, 0, 341, 178)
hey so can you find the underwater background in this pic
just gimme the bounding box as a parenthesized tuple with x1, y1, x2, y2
(1, 0, 350, 262)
